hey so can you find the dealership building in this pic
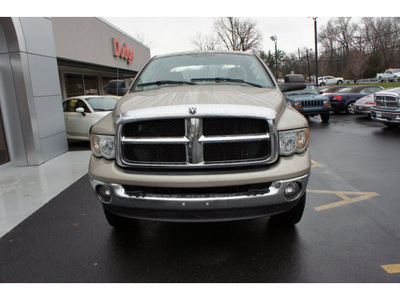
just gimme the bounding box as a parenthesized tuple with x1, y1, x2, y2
(0, 17, 151, 168)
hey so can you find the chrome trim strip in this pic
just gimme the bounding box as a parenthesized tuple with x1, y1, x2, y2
(121, 137, 188, 144)
(115, 104, 278, 124)
(198, 134, 269, 143)
(89, 173, 309, 206)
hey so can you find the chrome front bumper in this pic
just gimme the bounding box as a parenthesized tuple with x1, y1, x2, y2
(89, 173, 310, 222)
(371, 109, 400, 123)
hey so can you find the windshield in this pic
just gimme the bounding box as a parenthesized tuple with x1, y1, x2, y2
(132, 53, 274, 92)
(285, 85, 318, 96)
(336, 87, 352, 93)
(86, 97, 118, 111)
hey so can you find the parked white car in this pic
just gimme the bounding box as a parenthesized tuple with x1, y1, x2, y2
(63, 95, 119, 141)
(318, 76, 344, 86)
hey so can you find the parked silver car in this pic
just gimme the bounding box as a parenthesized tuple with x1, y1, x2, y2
(63, 96, 119, 140)
(354, 94, 375, 116)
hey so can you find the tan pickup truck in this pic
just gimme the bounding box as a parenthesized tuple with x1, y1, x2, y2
(89, 51, 311, 229)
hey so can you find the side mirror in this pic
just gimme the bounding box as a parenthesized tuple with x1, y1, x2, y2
(75, 107, 86, 116)
(107, 80, 129, 96)
(278, 74, 306, 92)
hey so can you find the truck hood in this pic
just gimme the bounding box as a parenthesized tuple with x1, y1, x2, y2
(114, 85, 286, 118)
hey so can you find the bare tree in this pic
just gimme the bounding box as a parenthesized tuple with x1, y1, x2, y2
(346, 49, 367, 82)
(192, 32, 220, 51)
(213, 17, 263, 51)
(361, 17, 400, 67)
(134, 32, 154, 49)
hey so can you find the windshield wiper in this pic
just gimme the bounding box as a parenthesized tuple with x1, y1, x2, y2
(191, 77, 263, 88)
(136, 80, 196, 87)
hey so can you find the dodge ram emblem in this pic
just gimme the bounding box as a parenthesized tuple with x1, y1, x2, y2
(189, 107, 197, 115)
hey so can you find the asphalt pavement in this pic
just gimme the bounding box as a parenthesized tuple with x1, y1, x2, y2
(1, 113, 400, 283)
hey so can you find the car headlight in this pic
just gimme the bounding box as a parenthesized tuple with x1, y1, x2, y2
(323, 99, 330, 106)
(292, 101, 301, 108)
(90, 134, 115, 159)
(279, 129, 309, 156)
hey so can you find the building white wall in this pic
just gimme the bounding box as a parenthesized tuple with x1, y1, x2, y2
(0, 17, 68, 166)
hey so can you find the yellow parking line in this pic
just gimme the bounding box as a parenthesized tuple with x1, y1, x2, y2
(311, 160, 323, 168)
(307, 190, 379, 211)
(381, 264, 400, 274)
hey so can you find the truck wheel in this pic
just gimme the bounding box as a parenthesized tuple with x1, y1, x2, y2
(345, 102, 356, 114)
(103, 207, 136, 230)
(337, 80, 343, 84)
(270, 193, 306, 226)
(384, 122, 400, 128)
(321, 113, 330, 122)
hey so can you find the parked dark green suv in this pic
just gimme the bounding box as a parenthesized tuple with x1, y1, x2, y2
(283, 75, 331, 122)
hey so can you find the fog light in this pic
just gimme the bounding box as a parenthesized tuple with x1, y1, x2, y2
(284, 182, 301, 201)
(285, 182, 299, 195)
(96, 185, 112, 203)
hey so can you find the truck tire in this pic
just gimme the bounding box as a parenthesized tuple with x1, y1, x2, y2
(383, 122, 400, 128)
(337, 80, 343, 84)
(103, 207, 136, 230)
(270, 193, 306, 226)
(321, 113, 330, 122)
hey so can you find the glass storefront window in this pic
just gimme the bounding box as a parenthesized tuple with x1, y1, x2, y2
(102, 76, 114, 95)
(65, 74, 84, 98)
(84, 75, 99, 95)
(65, 73, 100, 98)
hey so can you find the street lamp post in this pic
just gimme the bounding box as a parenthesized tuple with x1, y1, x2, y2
(270, 35, 278, 80)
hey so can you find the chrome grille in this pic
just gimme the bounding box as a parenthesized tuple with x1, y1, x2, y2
(117, 117, 277, 169)
(375, 95, 399, 109)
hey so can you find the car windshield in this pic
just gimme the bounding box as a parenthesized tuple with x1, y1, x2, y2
(132, 53, 274, 92)
(86, 97, 118, 111)
(336, 87, 352, 93)
(285, 85, 318, 96)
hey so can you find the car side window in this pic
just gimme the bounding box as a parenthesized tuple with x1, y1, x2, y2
(370, 87, 383, 93)
(75, 100, 91, 113)
(64, 99, 90, 113)
(65, 99, 78, 112)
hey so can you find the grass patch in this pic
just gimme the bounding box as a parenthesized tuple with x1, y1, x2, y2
(336, 82, 400, 88)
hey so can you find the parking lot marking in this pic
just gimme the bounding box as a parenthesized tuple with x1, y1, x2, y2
(311, 160, 323, 168)
(307, 190, 379, 211)
(381, 264, 400, 274)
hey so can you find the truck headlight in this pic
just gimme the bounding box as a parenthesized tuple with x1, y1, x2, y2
(90, 134, 115, 159)
(279, 129, 309, 156)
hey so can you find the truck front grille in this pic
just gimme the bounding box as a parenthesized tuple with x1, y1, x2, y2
(375, 95, 399, 109)
(117, 117, 277, 169)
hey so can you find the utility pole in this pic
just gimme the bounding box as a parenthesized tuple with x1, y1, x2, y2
(306, 49, 311, 82)
(312, 17, 319, 86)
(298, 48, 301, 74)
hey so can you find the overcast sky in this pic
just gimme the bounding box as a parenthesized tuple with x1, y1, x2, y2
(7, 0, 395, 59)
(104, 17, 332, 57)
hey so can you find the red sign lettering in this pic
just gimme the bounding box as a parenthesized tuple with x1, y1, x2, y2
(112, 38, 134, 65)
